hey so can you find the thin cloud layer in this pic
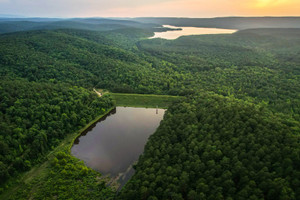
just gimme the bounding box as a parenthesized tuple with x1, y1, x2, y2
(0, 0, 299, 17)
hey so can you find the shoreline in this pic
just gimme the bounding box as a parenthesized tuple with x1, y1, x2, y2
(0, 106, 117, 199)
(68, 107, 116, 152)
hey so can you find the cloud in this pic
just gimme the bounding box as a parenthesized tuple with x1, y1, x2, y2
(100, 0, 251, 17)
(0, 0, 176, 17)
(99, 0, 225, 17)
(0, 0, 299, 17)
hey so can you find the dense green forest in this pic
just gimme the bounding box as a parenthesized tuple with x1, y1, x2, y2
(1, 28, 299, 118)
(137, 29, 300, 118)
(0, 18, 299, 199)
(0, 18, 157, 34)
(7, 151, 115, 200)
(0, 80, 114, 192)
(119, 93, 300, 200)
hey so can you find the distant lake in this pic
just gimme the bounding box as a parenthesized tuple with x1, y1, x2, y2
(71, 107, 165, 189)
(150, 25, 237, 39)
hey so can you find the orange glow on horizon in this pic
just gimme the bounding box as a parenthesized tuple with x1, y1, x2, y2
(0, 0, 299, 18)
(96, 0, 300, 18)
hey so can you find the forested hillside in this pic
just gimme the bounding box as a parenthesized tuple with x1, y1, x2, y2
(0, 79, 114, 185)
(119, 93, 300, 200)
(137, 29, 300, 118)
(133, 17, 300, 30)
(0, 19, 299, 199)
(1, 28, 299, 117)
(0, 18, 157, 34)
(1, 17, 300, 34)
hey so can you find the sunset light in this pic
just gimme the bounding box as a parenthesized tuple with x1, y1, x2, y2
(0, 0, 299, 17)
(1, 0, 300, 199)
(254, 0, 291, 8)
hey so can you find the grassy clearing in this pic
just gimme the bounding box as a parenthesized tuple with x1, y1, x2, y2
(109, 93, 182, 108)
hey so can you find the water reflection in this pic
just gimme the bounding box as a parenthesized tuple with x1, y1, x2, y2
(150, 25, 237, 39)
(71, 107, 165, 188)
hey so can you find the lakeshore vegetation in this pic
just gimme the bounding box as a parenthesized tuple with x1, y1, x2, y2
(0, 18, 299, 199)
(119, 93, 299, 200)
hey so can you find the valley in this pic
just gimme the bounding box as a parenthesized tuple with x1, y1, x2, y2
(0, 17, 299, 200)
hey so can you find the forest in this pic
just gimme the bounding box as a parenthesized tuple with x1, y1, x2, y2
(0, 79, 114, 186)
(119, 93, 299, 200)
(0, 18, 299, 199)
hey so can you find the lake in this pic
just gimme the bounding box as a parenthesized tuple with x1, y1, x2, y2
(150, 25, 237, 39)
(71, 107, 165, 189)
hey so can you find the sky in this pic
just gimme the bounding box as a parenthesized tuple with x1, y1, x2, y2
(0, 0, 299, 18)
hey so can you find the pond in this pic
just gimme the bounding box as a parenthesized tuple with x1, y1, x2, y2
(150, 25, 237, 39)
(71, 107, 165, 189)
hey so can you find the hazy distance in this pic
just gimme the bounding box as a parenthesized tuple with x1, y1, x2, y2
(0, 0, 300, 18)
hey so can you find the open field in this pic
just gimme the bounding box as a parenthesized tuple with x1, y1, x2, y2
(109, 93, 183, 108)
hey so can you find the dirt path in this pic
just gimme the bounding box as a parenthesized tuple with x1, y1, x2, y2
(93, 88, 102, 97)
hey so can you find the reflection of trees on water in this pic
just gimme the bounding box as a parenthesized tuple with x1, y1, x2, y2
(73, 108, 117, 145)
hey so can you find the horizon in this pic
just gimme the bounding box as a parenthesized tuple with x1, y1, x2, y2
(0, 0, 300, 18)
(1, 15, 300, 19)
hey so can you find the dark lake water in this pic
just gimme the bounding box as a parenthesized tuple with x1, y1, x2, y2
(71, 107, 165, 188)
